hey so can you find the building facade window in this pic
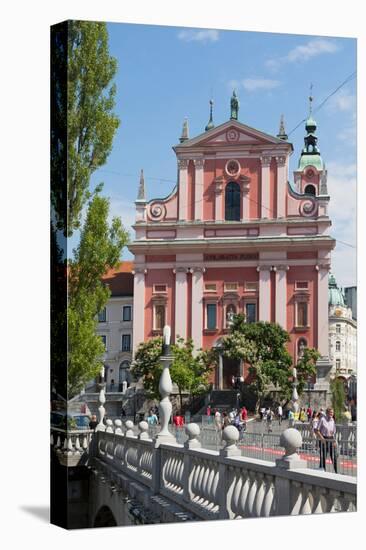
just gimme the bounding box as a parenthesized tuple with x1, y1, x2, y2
(225, 181, 241, 221)
(304, 184, 316, 195)
(100, 335, 107, 349)
(153, 284, 167, 294)
(206, 303, 217, 330)
(98, 307, 107, 322)
(122, 305, 132, 321)
(121, 334, 131, 352)
(296, 302, 308, 327)
(245, 302, 257, 323)
(336, 341, 341, 352)
(224, 282, 238, 292)
(336, 359, 341, 371)
(154, 304, 166, 330)
(204, 283, 217, 293)
(295, 281, 309, 291)
(336, 324, 341, 334)
(245, 281, 258, 292)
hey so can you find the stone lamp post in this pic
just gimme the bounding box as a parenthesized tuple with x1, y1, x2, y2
(155, 325, 176, 446)
(291, 367, 299, 415)
(96, 365, 106, 432)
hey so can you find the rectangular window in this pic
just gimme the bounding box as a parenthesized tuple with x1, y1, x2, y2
(100, 335, 107, 349)
(206, 304, 217, 330)
(295, 281, 309, 290)
(336, 324, 341, 334)
(153, 284, 167, 294)
(297, 302, 308, 327)
(245, 303, 257, 323)
(123, 305, 132, 321)
(154, 305, 165, 330)
(336, 341, 341, 352)
(224, 282, 238, 292)
(121, 334, 131, 352)
(245, 281, 258, 291)
(336, 359, 341, 370)
(98, 307, 106, 322)
(204, 283, 217, 293)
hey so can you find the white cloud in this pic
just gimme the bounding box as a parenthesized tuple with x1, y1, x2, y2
(266, 38, 340, 70)
(177, 29, 219, 43)
(242, 78, 281, 92)
(327, 161, 357, 287)
(327, 88, 356, 113)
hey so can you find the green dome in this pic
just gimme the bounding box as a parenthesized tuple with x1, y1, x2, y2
(305, 116, 317, 132)
(328, 274, 345, 307)
(298, 154, 324, 170)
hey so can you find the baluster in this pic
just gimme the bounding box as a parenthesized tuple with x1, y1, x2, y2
(201, 463, 211, 505)
(138, 421, 149, 440)
(246, 471, 257, 517)
(238, 471, 250, 517)
(254, 473, 265, 517)
(74, 434, 81, 454)
(50, 433, 54, 446)
(312, 487, 326, 514)
(55, 435, 61, 449)
(231, 472, 243, 518)
(82, 433, 88, 450)
(262, 475, 274, 517)
(290, 481, 302, 515)
(326, 489, 341, 513)
(67, 435, 74, 455)
(206, 469, 216, 510)
(299, 483, 312, 515)
(114, 419, 123, 435)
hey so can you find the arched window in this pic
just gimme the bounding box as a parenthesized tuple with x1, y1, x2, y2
(304, 184, 316, 195)
(225, 304, 236, 328)
(225, 181, 241, 221)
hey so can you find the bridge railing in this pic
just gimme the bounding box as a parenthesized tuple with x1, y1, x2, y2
(90, 420, 356, 521)
(50, 427, 94, 467)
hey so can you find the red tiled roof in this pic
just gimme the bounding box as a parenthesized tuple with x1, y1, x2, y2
(102, 261, 134, 296)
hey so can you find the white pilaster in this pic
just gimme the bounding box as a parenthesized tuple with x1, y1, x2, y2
(174, 268, 188, 340)
(276, 155, 287, 218)
(215, 176, 224, 221)
(191, 267, 205, 352)
(194, 158, 204, 221)
(218, 354, 223, 390)
(257, 266, 271, 322)
(132, 268, 146, 355)
(316, 264, 330, 356)
(260, 156, 271, 219)
(178, 159, 189, 220)
(274, 265, 289, 328)
(240, 175, 250, 221)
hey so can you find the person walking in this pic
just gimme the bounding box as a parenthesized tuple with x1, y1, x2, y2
(277, 404, 283, 425)
(89, 415, 98, 430)
(214, 409, 222, 431)
(266, 408, 273, 433)
(306, 406, 313, 422)
(314, 407, 338, 473)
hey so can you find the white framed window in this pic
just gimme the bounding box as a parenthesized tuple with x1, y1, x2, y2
(336, 341, 341, 352)
(206, 303, 217, 330)
(121, 334, 131, 352)
(204, 283, 217, 293)
(100, 335, 107, 350)
(296, 301, 309, 327)
(336, 359, 341, 371)
(224, 282, 238, 292)
(122, 305, 132, 321)
(245, 302, 257, 323)
(154, 304, 166, 330)
(336, 324, 341, 334)
(98, 307, 107, 322)
(244, 281, 258, 292)
(153, 284, 167, 294)
(295, 281, 309, 291)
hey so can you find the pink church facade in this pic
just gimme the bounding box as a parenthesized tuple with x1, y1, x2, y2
(129, 95, 335, 389)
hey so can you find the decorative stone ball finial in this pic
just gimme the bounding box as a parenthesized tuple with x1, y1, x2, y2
(184, 423, 201, 449)
(125, 420, 135, 437)
(221, 425, 240, 456)
(138, 421, 150, 440)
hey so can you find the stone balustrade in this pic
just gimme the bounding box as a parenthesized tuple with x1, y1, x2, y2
(50, 427, 94, 467)
(89, 421, 356, 522)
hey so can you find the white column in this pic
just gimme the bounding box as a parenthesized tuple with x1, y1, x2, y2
(194, 158, 204, 220)
(316, 265, 330, 357)
(276, 156, 287, 218)
(178, 159, 189, 220)
(174, 268, 188, 340)
(132, 268, 146, 355)
(257, 266, 271, 321)
(260, 156, 271, 219)
(218, 354, 223, 390)
(241, 188, 250, 221)
(191, 267, 205, 352)
(274, 265, 288, 328)
(215, 177, 223, 221)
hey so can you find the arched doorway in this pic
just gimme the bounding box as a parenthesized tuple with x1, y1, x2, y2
(223, 356, 241, 389)
(93, 505, 117, 528)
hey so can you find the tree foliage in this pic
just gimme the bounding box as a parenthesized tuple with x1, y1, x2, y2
(67, 193, 128, 397)
(66, 21, 120, 236)
(218, 313, 319, 409)
(131, 337, 213, 412)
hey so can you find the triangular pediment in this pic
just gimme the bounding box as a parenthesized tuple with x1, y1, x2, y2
(174, 120, 290, 150)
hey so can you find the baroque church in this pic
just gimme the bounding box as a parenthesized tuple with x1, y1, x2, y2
(129, 92, 335, 390)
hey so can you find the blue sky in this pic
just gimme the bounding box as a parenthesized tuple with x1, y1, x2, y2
(85, 23, 356, 288)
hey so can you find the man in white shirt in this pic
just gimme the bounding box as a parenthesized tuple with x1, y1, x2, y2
(314, 407, 337, 473)
(277, 404, 283, 425)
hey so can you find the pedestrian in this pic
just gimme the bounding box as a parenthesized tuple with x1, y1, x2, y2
(288, 409, 295, 427)
(147, 410, 158, 425)
(206, 405, 211, 417)
(266, 408, 273, 433)
(299, 408, 307, 423)
(240, 406, 248, 431)
(214, 409, 222, 431)
(277, 404, 283, 425)
(121, 407, 126, 417)
(314, 407, 337, 473)
(306, 406, 313, 422)
(89, 414, 98, 430)
(259, 406, 265, 421)
(231, 375, 236, 389)
(222, 412, 231, 429)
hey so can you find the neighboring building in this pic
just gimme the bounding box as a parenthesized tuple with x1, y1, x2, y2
(344, 286, 357, 320)
(328, 274, 357, 380)
(129, 92, 335, 390)
(96, 261, 134, 391)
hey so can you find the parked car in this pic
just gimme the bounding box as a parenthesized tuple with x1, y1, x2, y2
(51, 411, 91, 430)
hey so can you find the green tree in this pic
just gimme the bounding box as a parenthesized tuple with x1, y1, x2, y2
(331, 378, 346, 422)
(68, 193, 128, 397)
(219, 314, 319, 411)
(66, 21, 120, 236)
(131, 337, 213, 413)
